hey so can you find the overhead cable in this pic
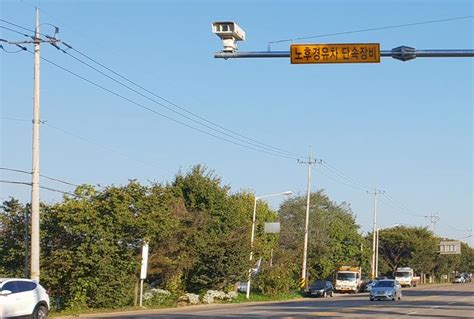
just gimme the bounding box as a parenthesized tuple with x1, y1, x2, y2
(0, 167, 79, 187)
(20, 48, 298, 160)
(0, 18, 303, 159)
(0, 179, 74, 196)
(267, 15, 474, 48)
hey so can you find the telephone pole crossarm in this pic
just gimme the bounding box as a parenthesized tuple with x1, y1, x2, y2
(214, 47, 474, 61)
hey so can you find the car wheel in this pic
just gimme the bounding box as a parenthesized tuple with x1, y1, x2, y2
(370, 297, 374, 301)
(323, 291, 327, 298)
(33, 305, 48, 319)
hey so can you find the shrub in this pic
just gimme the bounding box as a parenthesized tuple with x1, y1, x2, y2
(178, 293, 200, 305)
(254, 265, 294, 296)
(201, 290, 237, 304)
(143, 288, 176, 307)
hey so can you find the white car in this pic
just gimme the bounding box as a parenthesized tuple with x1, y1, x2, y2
(0, 278, 50, 318)
(452, 275, 465, 283)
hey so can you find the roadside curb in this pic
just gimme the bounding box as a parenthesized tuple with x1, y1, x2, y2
(53, 297, 309, 318)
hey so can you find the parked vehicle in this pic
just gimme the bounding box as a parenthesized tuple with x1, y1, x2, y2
(462, 273, 472, 283)
(0, 278, 50, 318)
(452, 275, 465, 283)
(334, 266, 362, 293)
(369, 279, 402, 301)
(394, 267, 418, 287)
(305, 280, 334, 298)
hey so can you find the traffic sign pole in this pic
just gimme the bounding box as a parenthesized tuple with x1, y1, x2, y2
(214, 46, 474, 61)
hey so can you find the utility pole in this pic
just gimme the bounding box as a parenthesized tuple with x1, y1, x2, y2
(4, 8, 61, 282)
(30, 7, 41, 282)
(426, 212, 440, 235)
(297, 150, 317, 289)
(368, 188, 384, 279)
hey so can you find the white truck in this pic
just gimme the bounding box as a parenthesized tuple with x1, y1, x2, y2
(334, 266, 362, 293)
(394, 267, 418, 287)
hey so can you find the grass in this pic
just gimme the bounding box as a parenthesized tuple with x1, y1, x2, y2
(229, 291, 305, 303)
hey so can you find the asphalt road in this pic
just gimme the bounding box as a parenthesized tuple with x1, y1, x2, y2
(66, 283, 474, 318)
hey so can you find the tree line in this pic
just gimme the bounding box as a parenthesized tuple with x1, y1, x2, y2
(1, 165, 472, 310)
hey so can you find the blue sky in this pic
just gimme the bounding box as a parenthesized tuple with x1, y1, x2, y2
(1, 0, 472, 244)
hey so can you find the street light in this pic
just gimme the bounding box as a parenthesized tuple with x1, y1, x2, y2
(375, 224, 400, 277)
(246, 190, 292, 299)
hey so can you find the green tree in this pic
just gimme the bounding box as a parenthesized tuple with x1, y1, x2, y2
(171, 166, 257, 292)
(0, 198, 30, 278)
(278, 191, 367, 284)
(377, 226, 437, 275)
(41, 182, 177, 309)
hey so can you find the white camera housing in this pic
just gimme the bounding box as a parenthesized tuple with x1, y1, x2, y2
(212, 21, 246, 52)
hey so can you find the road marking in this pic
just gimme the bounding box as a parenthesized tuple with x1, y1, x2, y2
(407, 311, 418, 315)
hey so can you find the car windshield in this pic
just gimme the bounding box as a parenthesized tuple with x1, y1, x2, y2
(309, 281, 326, 289)
(337, 273, 356, 281)
(395, 271, 410, 277)
(374, 281, 394, 287)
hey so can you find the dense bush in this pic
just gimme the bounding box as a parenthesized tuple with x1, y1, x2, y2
(254, 265, 294, 296)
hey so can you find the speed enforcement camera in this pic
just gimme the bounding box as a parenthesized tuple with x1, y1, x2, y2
(212, 21, 246, 52)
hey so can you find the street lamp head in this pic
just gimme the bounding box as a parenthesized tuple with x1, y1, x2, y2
(378, 223, 400, 231)
(256, 190, 293, 200)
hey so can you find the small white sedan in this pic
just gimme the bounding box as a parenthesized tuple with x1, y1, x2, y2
(0, 278, 50, 318)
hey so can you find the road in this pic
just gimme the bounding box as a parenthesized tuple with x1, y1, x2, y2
(64, 283, 473, 318)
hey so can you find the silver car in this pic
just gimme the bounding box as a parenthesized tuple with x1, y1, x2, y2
(369, 279, 402, 301)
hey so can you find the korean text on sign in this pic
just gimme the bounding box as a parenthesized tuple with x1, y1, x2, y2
(290, 43, 381, 64)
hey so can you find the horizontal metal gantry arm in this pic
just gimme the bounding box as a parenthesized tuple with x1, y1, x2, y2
(214, 46, 474, 61)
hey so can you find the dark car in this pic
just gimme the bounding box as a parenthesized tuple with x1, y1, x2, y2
(306, 280, 334, 298)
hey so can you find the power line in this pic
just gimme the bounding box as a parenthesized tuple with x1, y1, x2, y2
(437, 223, 472, 234)
(319, 160, 371, 191)
(314, 165, 368, 193)
(0, 25, 31, 37)
(0, 179, 73, 196)
(0, 167, 79, 187)
(378, 195, 426, 218)
(57, 47, 300, 159)
(43, 122, 176, 175)
(0, 18, 303, 159)
(63, 46, 303, 159)
(0, 43, 24, 54)
(16, 48, 298, 160)
(0, 116, 29, 122)
(0, 19, 36, 34)
(267, 15, 474, 48)
(0, 116, 175, 175)
(382, 193, 426, 218)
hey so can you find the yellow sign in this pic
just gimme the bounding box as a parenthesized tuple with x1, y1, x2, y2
(299, 278, 306, 288)
(291, 43, 380, 64)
